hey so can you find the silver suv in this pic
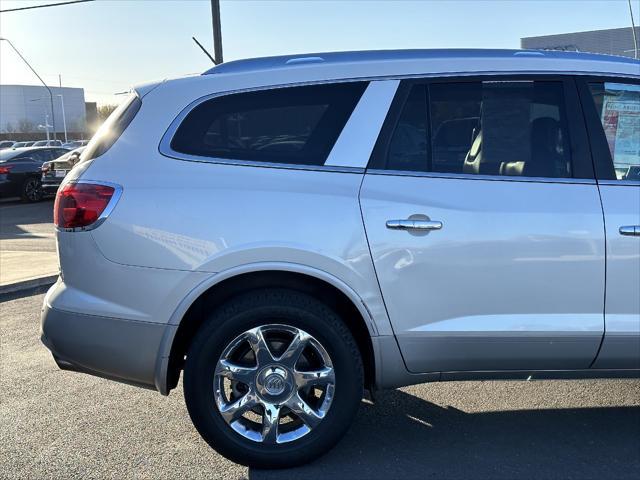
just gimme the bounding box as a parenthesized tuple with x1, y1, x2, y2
(41, 50, 640, 468)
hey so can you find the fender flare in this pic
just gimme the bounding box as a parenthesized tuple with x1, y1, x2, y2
(153, 261, 378, 394)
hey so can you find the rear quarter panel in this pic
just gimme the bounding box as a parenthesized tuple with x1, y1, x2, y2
(81, 77, 393, 336)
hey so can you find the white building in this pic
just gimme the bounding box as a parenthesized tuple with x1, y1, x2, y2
(0, 84, 86, 134)
(522, 27, 640, 58)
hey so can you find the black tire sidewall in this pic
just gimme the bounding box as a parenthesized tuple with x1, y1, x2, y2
(183, 289, 363, 468)
(22, 177, 42, 202)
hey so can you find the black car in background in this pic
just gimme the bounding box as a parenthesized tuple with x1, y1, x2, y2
(0, 147, 69, 202)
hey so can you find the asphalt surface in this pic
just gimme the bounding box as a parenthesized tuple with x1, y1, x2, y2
(0, 199, 56, 253)
(1, 293, 639, 479)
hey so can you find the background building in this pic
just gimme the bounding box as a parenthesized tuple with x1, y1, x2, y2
(0, 84, 87, 137)
(522, 26, 640, 58)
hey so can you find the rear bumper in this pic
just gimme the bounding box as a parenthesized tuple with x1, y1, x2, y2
(41, 180, 61, 194)
(41, 300, 167, 391)
(0, 178, 17, 196)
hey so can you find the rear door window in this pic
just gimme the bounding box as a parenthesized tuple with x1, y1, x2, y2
(170, 82, 367, 166)
(373, 79, 575, 179)
(588, 82, 640, 181)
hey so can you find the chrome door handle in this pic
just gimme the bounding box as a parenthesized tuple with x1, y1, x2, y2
(386, 219, 443, 231)
(619, 226, 640, 237)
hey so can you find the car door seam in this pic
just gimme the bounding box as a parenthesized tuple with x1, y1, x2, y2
(588, 180, 608, 369)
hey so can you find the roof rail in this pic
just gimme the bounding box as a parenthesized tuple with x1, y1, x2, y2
(202, 48, 640, 76)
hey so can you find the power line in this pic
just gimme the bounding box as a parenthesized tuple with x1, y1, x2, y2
(0, 0, 94, 13)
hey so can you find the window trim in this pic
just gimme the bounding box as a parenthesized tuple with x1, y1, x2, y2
(575, 75, 640, 184)
(159, 80, 369, 173)
(325, 80, 399, 168)
(367, 74, 595, 181)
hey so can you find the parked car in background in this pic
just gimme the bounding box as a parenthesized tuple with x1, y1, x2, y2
(12, 141, 36, 148)
(0, 146, 70, 201)
(33, 140, 64, 147)
(62, 140, 89, 149)
(0, 140, 16, 149)
(41, 147, 85, 194)
(41, 49, 640, 468)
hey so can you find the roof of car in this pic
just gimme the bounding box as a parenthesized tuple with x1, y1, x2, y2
(12, 146, 62, 150)
(203, 48, 640, 78)
(0, 146, 69, 161)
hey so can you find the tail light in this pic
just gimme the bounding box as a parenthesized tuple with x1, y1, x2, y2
(0, 166, 12, 174)
(54, 182, 119, 230)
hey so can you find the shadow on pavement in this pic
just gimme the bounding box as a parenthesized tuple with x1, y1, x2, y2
(0, 199, 54, 240)
(250, 389, 640, 479)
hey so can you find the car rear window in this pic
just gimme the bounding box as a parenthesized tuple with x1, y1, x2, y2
(0, 150, 23, 161)
(170, 82, 367, 166)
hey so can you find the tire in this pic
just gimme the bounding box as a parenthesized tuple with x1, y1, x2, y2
(183, 288, 364, 468)
(21, 177, 42, 202)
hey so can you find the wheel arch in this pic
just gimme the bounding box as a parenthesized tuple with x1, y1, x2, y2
(154, 263, 378, 395)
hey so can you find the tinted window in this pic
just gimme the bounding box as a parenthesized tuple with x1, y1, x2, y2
(40, 149, 63, 161)
(0, 149, 24, 161)
(27, 150, 51, 162)
(380, 80, 572, 178)
(588, 82, 640, 181)
(171, 82, 367, 166)
(52, 148, 69, 159)
(386, 86, 428, 171)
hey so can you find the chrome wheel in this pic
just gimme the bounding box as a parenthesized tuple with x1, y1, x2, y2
(213, 324, 335, 444)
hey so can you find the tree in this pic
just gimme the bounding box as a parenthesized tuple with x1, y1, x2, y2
(4, 122, 16, 134)
(97, 104, 118, 122)
(17, 119, 35, 133)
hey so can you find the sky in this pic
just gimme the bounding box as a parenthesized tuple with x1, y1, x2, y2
(0, 0, 638, 106)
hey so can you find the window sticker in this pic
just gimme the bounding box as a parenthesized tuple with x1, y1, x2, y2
(601, 83, 640, 175)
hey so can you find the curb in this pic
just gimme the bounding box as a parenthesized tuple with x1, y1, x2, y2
(0, 274, 58, 298)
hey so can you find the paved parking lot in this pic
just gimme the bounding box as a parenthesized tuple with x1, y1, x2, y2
(0, 200, 58, 288)
(1, 292, 639, 479)
(0, 199, 55, 250)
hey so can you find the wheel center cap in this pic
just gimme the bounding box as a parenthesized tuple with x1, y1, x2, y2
(256, 366, 291, 398)
(264, 373, 286, 395)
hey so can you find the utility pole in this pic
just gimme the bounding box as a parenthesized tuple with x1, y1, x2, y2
(211, 0, 223, 64)
(0, 37, 57, 139)
(629, 0, 638, 59)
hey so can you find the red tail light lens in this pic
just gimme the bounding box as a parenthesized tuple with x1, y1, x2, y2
(0, 166, 12, 174)
(54, 183, 116, 229)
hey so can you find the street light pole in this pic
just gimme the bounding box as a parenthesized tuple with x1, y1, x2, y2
(0, 37, 57, 139)
(57, 95, 68, 143)
(211, 0, 223, 64)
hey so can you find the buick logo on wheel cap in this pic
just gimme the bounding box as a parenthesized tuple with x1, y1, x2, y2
(264, 373, 286, 395)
